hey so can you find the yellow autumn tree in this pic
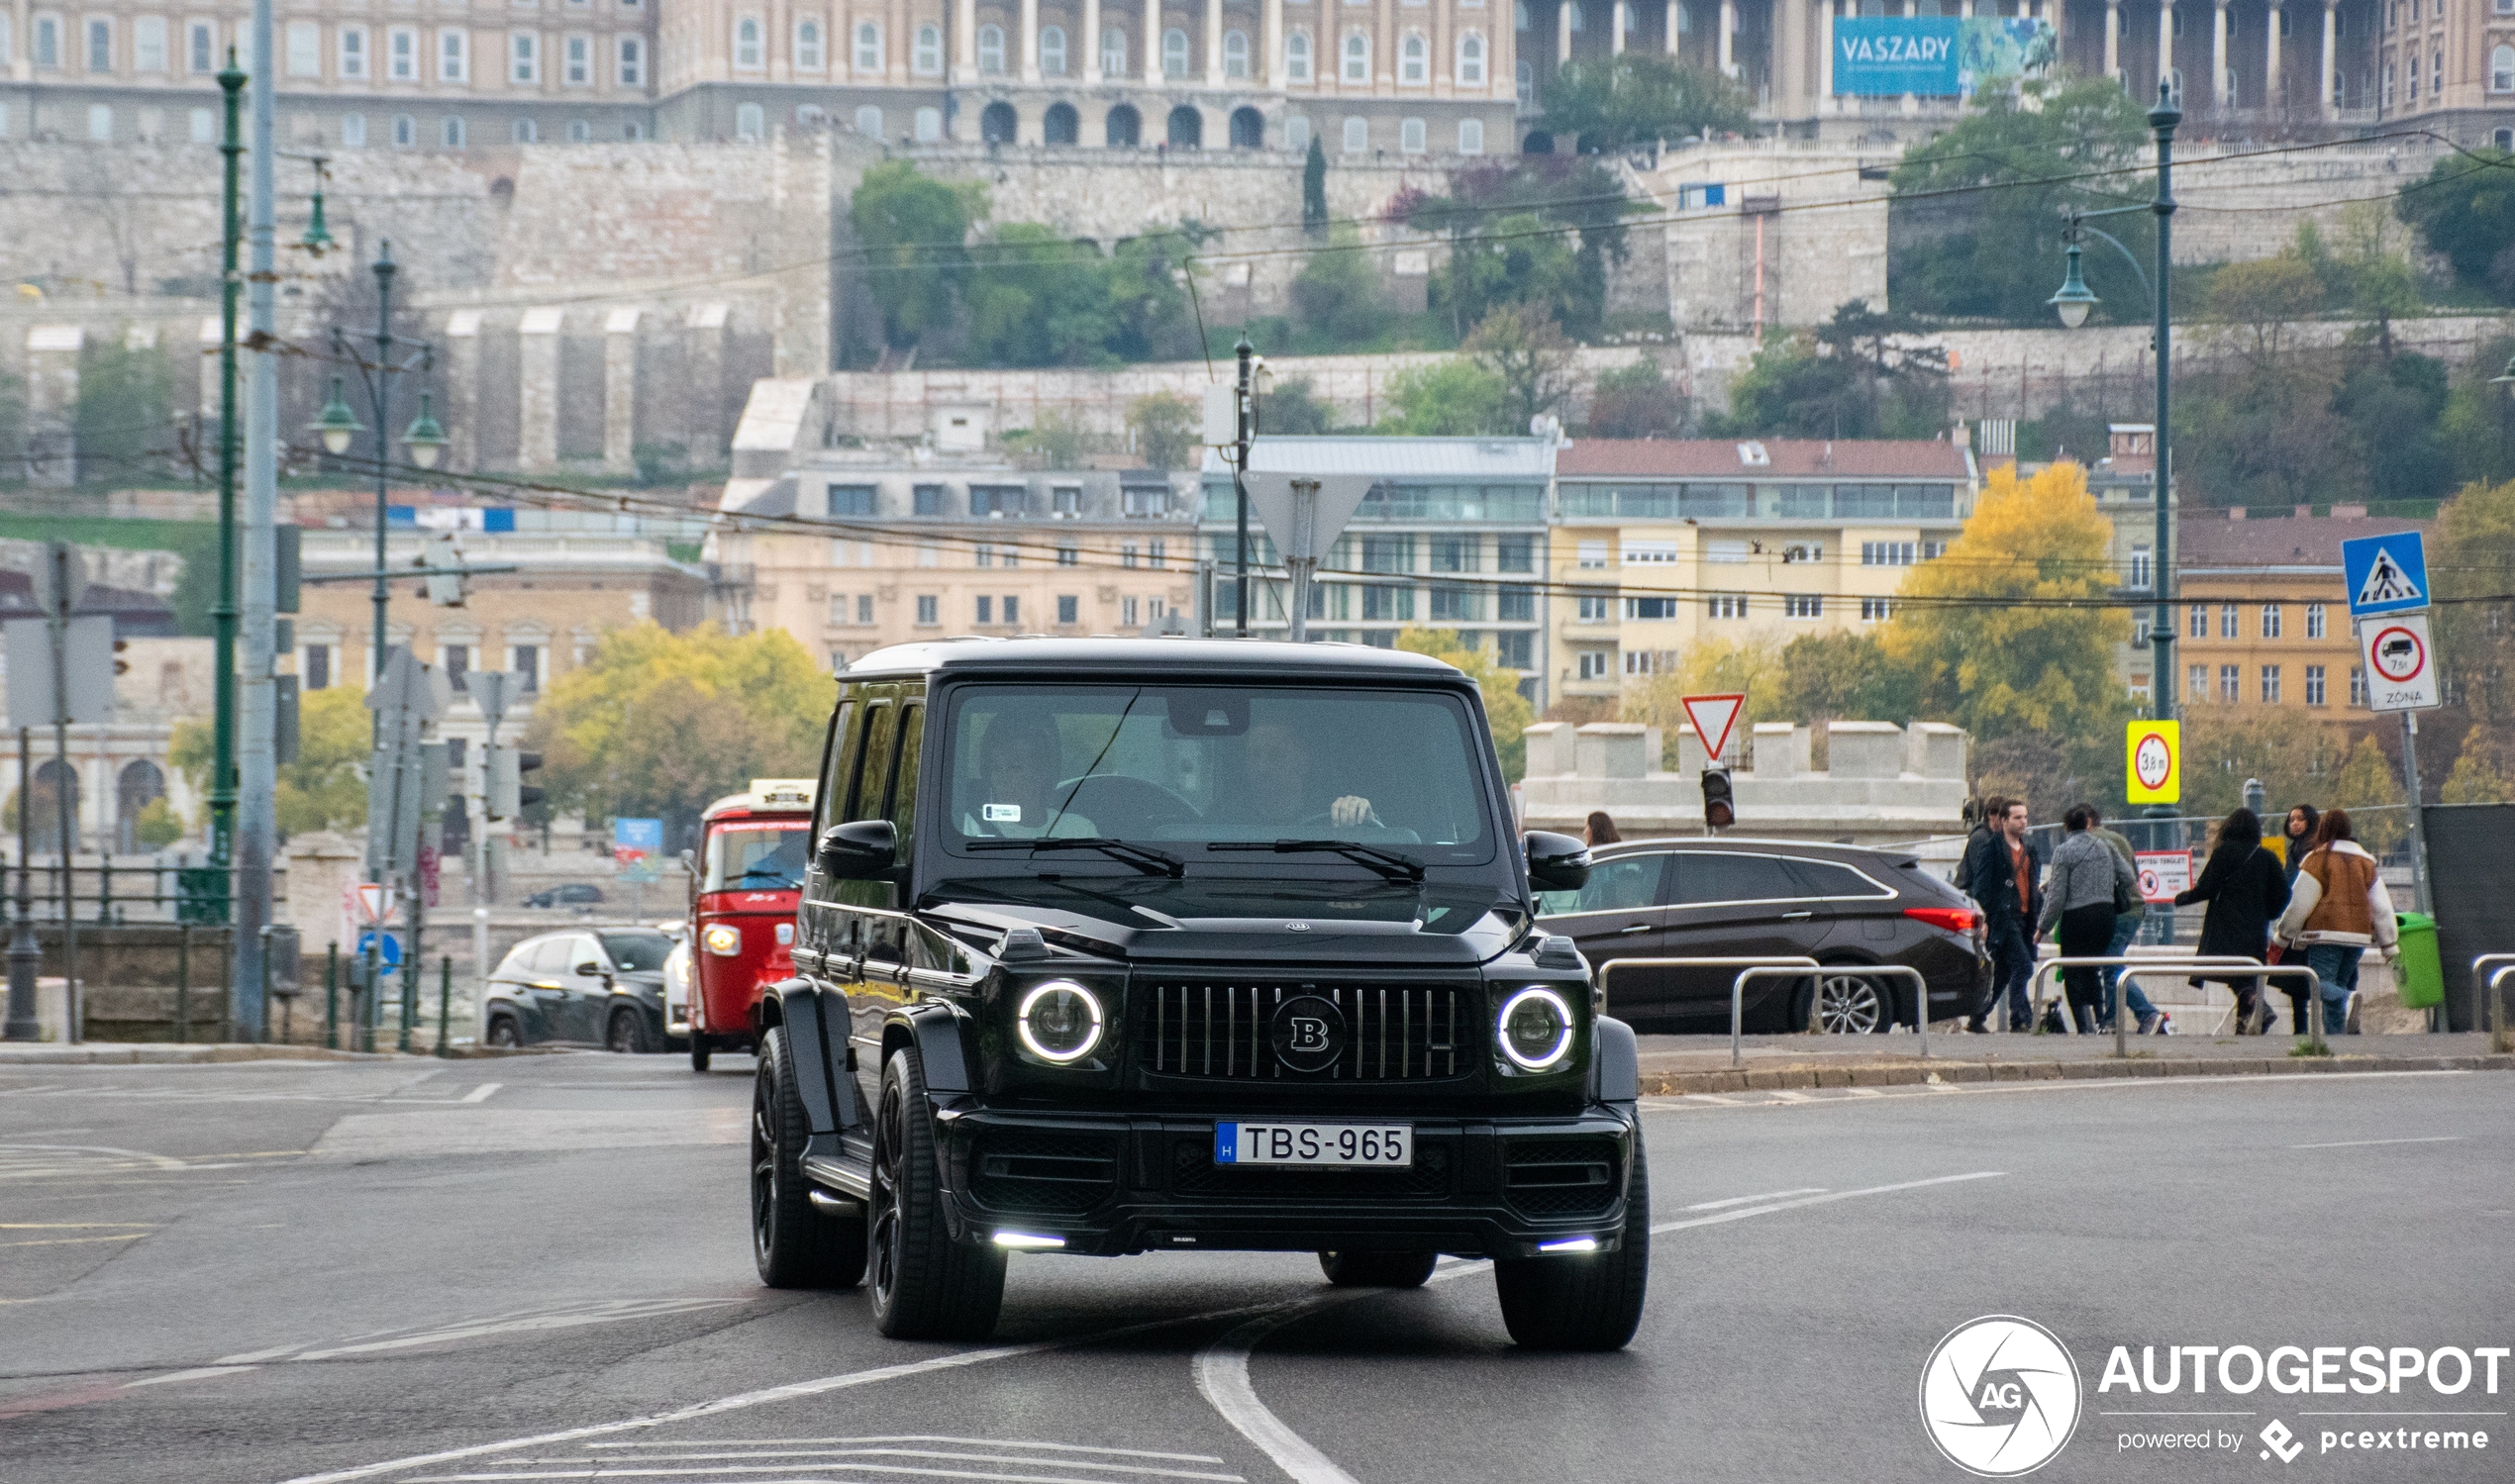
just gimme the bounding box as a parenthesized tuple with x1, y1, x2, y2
(1397, 628, 1538, 781)
(1881, 461, 2132, 746)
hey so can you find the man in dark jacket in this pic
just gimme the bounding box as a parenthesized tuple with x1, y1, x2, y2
(1962, 797, 2042, 1032)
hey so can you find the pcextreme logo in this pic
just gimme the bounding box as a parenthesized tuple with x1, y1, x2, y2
(1920, 1316, 2084, 1477)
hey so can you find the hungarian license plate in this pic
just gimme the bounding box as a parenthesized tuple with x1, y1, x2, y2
(1214, 1122, 1413, 1167)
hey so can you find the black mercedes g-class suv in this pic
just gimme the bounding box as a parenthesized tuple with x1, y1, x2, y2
(748, 638, 1650, 1350)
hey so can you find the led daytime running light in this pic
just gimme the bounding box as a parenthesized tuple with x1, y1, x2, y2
(1497, 986, 1576, 1071)
(1015, 979, 1104, 1064)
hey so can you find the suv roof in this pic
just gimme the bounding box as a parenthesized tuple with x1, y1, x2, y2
(844, 636, 1466, 683)
(1592, 836, 1922, 865)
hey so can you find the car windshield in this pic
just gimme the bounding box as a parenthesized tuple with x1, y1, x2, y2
(939, 683, 1495, 866)
(598, 932, 673, 972)
(704, 821, 811, 892)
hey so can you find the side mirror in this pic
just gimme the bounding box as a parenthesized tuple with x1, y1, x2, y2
(573, 960, 602, 977)
(1524, 831, 1591, 894)
(680, 847, 698, 903)
(817, 819, 898, 879)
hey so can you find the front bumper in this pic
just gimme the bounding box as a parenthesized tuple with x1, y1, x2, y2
(931, 1104, 1639, 1259)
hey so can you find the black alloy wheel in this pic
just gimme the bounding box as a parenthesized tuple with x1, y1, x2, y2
(867, 1045, 1006, 1340)
(751, 1027, 865, 1289)
(1318, 1250, 1439, 1287)
(485, 1016, 521, 1048)
(1493, 1127, 1651, 1351)
(1815, 970, 1893, 1035)
(608, 1008, 653, 1054)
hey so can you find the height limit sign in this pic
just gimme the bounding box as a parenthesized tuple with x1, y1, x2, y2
(2359, 613, 2441, 712)
(2125, 720, 2180, 805)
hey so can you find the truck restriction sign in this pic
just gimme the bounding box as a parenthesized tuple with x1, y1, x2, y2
(2124, 720, 2180, 805)
(2358, 614, 2441, 713)
(2134, 849, 2192, 905)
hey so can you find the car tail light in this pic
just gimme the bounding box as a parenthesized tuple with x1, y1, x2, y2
(1904, 905, 1978, 935)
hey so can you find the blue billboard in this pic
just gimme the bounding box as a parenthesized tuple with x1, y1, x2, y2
(1833, 17, 2054, 97)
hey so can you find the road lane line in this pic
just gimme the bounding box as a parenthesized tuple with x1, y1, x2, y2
(518, 1446, 1241, 1480)
(2290, 1135, 2463, 1148)
(0, 1233, 149, 1247)
(1652, 1170, 2003, 1235)
(462, 1084, 502, 1104)
(1681, 1188, 1826, 1211)
(589, 1440, 1228, 1464)
(123, 1364, 260, 1389)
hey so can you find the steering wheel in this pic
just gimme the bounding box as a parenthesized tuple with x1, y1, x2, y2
(1053, 775, 1200, 836)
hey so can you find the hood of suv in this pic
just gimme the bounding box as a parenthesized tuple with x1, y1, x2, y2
(928, 878, 1529, 968)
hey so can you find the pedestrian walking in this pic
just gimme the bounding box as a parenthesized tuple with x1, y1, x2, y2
(2174, 808, 2292, 1034)
(2039, 804, 2138, 1033)
(1962, 797, 2041, 1033)
(2088, 814, 2171, 1034)
(2271, 808, 2398, 1038)
(2279, 805, 2321, 892)
(1585, 811, 1621, 848)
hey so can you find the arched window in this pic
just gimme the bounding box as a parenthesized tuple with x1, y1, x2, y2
(855, 103, 883, 135)
(915, 24, 942, 72)
(1341, 30, 1367, 81)
(1223, 28, 1249, 78)
(1041, 23, 1066, 73)
(1516, 56, 1533, 102)
(855, 21, 882, 71)
(1285, 29, 1312, 81)
(2492, 43, 2511, 91)
(797, 18, 823, 69)
(978, 23, 1004, 73)
(1101, 26, 1127, 74)
(1229, 104, 1262, 146)
(443, 115, 466, 147)
(1162, 27, 1189, 77)
(735, 16, 762, 67)
(1044, 100, 1079, 141)
(1166, 103, 1202, 147)
(1458, 117, 1484, 153)
(980, 99, 1017, 142)
(735, 101, 764, 140)
(1457, 32, 1484, 84)
(1399, 32, 1426, 83)
(1106, 101, 1141, 145)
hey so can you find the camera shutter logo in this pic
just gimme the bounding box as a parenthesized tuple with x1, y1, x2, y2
(1918, 1316, 2082, 1477)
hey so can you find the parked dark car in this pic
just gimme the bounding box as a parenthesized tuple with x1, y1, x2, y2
(1538, 838, 1987, 1034)
(748, 638, 1649, 1352)
(525, 883, 607, 909)
(482, 929, 677, 1051)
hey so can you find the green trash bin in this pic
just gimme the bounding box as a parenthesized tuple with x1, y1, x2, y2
(2393, 913, 2445, 1012)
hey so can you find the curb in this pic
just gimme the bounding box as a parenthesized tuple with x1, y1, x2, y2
(0, 1043, 400, 1065)
(1640, 1052, 2515, 1097)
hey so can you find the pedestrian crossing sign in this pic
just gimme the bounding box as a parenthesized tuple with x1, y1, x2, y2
(2341, 532, 2428, 618)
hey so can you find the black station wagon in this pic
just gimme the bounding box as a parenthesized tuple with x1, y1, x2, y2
(746, 638, 1656, 1349)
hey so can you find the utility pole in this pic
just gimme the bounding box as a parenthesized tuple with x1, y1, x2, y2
(2146, 82, 2181, 939)
(1233, 336, 1253, 638)
(207, 52, 245, 917)
(44, 544, 81, 1045)
(235, 0, 281, 1036)
(6, 729, 36, 1040)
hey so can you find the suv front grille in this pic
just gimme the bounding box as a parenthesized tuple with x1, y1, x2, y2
(967, 1128, 1120, 1215)
(1503, 1137, 1621, 1218)
(1141, 981, 1473, 1082)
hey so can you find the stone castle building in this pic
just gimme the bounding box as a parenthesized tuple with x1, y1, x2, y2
(5, 0, 2511, 149)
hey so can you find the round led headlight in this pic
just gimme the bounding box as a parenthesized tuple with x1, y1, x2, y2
(1497, 986, 1576, 1072)
(1016, 980, 1104, 1064)
(701, 924, 742, 956)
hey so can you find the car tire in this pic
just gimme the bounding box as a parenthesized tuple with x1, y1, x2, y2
(751, 1026, 867, 1290)
(607, 1008, 653, 1054)
(1815, 967, 1894, 1035)
(868, 1044, 1006, 1340)
(1492, 1127, 1651, 1351)
(1318, 1250, 1438, 1288)
(485, 1015, 521, 1049)
(692, 1037, 713, 1073)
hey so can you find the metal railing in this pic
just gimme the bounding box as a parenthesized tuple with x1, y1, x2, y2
(2474, 955, 2515, 1055)
(1596, 955, 1817, 1072)
(2027, 956, 2264, 1054)
(2117, 962, 2330, 1054)
(1726, 964, 1930, 1069)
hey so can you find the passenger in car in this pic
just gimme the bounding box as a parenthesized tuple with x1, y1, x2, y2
(962, 710, 1098, 840)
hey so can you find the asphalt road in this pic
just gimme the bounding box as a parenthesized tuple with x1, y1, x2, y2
(3, 1054, 2508, 1484)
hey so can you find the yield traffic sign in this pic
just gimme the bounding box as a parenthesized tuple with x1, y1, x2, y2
(352, 882, 395, 925)
(1679, 693, 1746, 763)
(2358, 614, 2441, 712)
(2125, 720, 2180, 805)
(2341, 531, 2428, 618)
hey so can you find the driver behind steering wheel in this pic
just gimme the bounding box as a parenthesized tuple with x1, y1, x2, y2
(1239, 715, 1378, 833)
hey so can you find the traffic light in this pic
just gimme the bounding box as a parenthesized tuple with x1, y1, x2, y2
(275, 525, 302, 613)
(486, 745, 545, 819)
(1700, 768, 1735, 831)
(112, 637, 130, 676)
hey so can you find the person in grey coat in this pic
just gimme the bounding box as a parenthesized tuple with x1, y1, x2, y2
(2039, 803, 2139, 1032)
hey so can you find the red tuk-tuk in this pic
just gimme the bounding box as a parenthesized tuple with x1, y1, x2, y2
(679, 778, 815, 1071)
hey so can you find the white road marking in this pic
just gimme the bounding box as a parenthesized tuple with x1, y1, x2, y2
(1640, 1066, 2475, 1114)
(461, 1084, 503, 1104)
(1682, 1188, 1826, 1211)
(291, 1299, 750, 1360)
(0, 1142, 192, 1180)
(467, 1445, 1241, 1480)
(587, 1440, 1226, 1466)
(309, 1108, 746, 1160)
(410, 1464, 1185, 1484)
(2290, 1135, 2463, 1149)
(1651, 1171, 2003, 1235)
(123, 1364, 259, 1389)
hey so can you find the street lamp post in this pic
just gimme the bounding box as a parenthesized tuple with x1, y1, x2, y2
(2053, 78, 2182, 934)
(1234, 336, 1254, 638)
(207, 51, 247, 908)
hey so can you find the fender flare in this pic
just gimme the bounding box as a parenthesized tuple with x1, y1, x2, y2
(881, 1002, 973, 1095)
(1592, 1013, 1640, 1104)
(761, 980, 855, 1134)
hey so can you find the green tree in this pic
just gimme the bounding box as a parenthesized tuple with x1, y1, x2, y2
(2395, 147, 2515, 292)
(2329, 735, 2408, 854)
(133, 796, 185, 849)
(1103, 230, 1205, 362)
(1396, 628, 1538, 781)
(1407, 159, 1639, 340)
(1464, 302, 1577, 434)
(2295, 204, 2424, 355)
(1621, 639, 1790, 760)
(2439, 726, 2514, 804)
(0, 368, 25, 482)
(1584, 356, 1685, 437)
(524, 624, 829, 843)
(2174, 258, 2344, 508)
(1003, 408, 1095, 467)
(961, 223, 1122, 366)
(1881, 461, 2131, 746)
(172, 683, 371, 837)
(1260, 374, 1337, 435)
(2174, 712, 2336, 824)
(2438, 335, 2515, 489)
(1128, 392, 1198, 468)
(1538, 52, 1753, 151)
(1373, 358, 1507, 436)
(74, 334, 176, 485)
(1887, 77, 2151, 323)
(851, 161, 982, 350)
(2432, 477, 2515, 726)
(1775, 631, 1921, 728)
(1288, 224, 1389, 346)
(1302, 135, 1330, 238)
(2330, 349, 2453, 504)
(1707, 301, 1949, 439)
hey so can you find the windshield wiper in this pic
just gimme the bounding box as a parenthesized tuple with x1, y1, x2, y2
(965, 838, 1184, 878)
(732, 867, 798, 884)
(1207, 840, 1426, 883)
